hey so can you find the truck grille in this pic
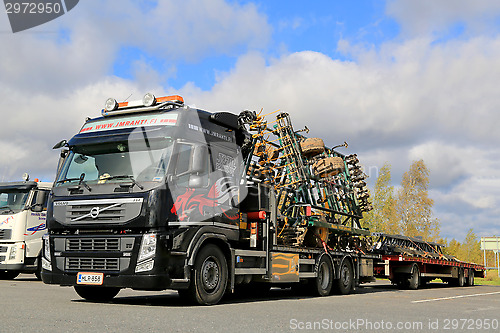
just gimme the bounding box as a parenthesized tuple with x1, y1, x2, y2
(0, 229, 11, 240)
(52, 198, 143, 225)
(67, 238, 120, 251)
(69, 204, 125, 222)
(66, 257, 120, 271)
(0, 256, 5, 262)
(0, 246, 7, 253)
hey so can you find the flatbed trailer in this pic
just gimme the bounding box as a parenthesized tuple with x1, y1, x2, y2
(372, 234, 485, 289)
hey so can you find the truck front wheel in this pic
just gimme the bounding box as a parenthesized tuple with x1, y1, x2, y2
(185, 244, 228, 305)
(74, 286, 121, 302)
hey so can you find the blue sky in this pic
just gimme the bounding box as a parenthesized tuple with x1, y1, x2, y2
(2, 0, 500, 242)
(112, 0, 401, 90)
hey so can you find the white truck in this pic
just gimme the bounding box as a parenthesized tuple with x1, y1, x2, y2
(0, 175, 52, 279)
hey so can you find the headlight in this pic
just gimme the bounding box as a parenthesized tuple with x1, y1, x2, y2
(138, 233, 157, 262)
(43, 234, 50, 260)
(41, 257, 52, 271)
(142, 93, 156, 107)
(104, 98, 118, 111)
(9, 246, 17, 260)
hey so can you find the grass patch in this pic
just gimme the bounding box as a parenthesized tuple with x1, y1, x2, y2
(476, 270, 500, 286)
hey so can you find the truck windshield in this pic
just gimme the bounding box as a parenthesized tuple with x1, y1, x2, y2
(0, 190, 30, 213)
(56, 136, 174, 187)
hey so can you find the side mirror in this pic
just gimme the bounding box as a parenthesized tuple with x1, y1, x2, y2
(52, 140, 67, 149)
(31, 191, 47, 212)
(191, 145, 208, 174)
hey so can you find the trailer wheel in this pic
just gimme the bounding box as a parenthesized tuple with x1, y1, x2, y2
(458, 268, 466, 287)
(408, 264, 420, 290)
(333, 260, 353, 295)
(74, 286, 120, 302)
(0, 270, 19, 280)
(466, 269, 474, 286)
(309, 255, 333, 296)
(186, 244, 228, 305)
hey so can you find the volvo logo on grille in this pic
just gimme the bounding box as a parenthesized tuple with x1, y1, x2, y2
(90, 207, 100, 219)
(71, 202, 122, 222)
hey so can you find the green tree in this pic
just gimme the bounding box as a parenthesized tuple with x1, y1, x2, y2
(397, 160, 440, 241)
(362, 163, 399, 234)
(460, 228, 482, 264)
(444, 238, 461, 257)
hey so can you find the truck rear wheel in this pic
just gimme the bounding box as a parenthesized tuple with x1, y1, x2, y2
(309, 255, 333, 296)
(333, 260, 353, 295)
(185, 244, 228, 305)
(0, 270, 19, 280)
(74, 286, 121, 302)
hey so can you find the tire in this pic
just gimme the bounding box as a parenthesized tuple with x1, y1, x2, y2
(309, 255, 333, 296)
(467, 269, 474, 286)
(35, 256, 42, 281)
(333, 259, 353, 295)
(0, 270, 20, 280)
(300, 138, 325, 157)
(408, 264, 420, 290)
(458, 268, 466, 287)
(74, 286, 120, 302)
(185, 244, 228, 305)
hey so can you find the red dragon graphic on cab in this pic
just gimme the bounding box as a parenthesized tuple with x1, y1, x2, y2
(171, 177, 240, 221)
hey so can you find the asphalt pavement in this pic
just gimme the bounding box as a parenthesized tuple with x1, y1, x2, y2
(1, 275, 499, 332)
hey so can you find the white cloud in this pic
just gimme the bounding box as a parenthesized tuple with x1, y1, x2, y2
(0, 0, 271, 95)
(386, 0, 500, 37)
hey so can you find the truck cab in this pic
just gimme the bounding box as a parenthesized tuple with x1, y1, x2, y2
(0, 177, 52, 279)
(42, 94, 248, 302)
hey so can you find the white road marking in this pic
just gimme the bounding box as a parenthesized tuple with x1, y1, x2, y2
(412, 291, 500, 303)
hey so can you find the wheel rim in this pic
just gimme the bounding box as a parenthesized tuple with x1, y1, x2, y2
(201, 256, 220, 292)
(319, 262, 330, 289)
(341, 264, 350, 288)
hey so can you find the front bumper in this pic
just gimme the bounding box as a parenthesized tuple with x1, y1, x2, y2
(41, 270, 173, 290)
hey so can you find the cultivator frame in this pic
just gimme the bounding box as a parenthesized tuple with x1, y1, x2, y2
(239, 110, 372, 250)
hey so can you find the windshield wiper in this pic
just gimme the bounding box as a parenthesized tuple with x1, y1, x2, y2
(78, 173, 92, 192)
(56, 177, 81, 184)
(57, 173, 91, 192)
(104, 175, 144, 190)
